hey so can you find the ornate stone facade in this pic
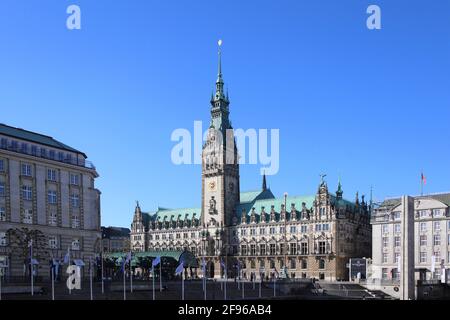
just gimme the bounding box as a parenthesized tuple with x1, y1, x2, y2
(130, 47, 371, 281)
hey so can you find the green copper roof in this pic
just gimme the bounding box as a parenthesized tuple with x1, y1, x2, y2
(236, 195, 316, 217)
(240, 189, 275, 203)
(0, 123, 85, 157)
(155, 207, 201, 222)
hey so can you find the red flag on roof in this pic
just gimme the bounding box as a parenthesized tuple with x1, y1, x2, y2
(421, 173, 427, 185)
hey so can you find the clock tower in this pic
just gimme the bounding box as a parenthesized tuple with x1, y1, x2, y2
(201, 41, 240, 257)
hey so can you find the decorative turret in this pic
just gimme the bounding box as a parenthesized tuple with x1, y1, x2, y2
(336, 178, 343, 200)
(355, 192, 360, 207)
(262, 172, 267, 191)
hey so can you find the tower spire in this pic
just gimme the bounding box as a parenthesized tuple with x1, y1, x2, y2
(262, 171, 267, 191)
(214, 39, 225, 101)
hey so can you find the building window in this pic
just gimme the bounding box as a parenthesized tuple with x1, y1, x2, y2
(0, 207, 5, 222)
(70, 173, 80, 185)
(420, 252, 427, 263)
(0, 159, 4, 171)
(47, 169, 57, 181)
(250, 228, 256, 236)
(280, 227, 285, 234)
(31, 145, 37, 156)
(47, 190, 57, 204)
(290, 226, 296, 233)
(241, 245, 247, 256)
(393, 211, 401, 220)
(250, 260, 256, 269)
(290, 258, 296, 270)
(394, 252, 400, 264)
(259, 228, 265, 235)
(382, 253, 388, 263)
(270, 227, 276, 235)
(420, 222, 427, 232)
(394, 236, 400, 247)
(0, 138, 6, 149)
(289, 243, 297, 255)
(21, 163, 32, 176)
(319, 259, 325, 270)
(382, 237, 389, 248)
(269, 259, 275, 269)
(250, 244, 256, 255)
(448, 234, 450, 246)
(58, 152, 64, 161)
(269, 244, 276, 255)
(301, 242, 308, 255)
(48, 211, 58, 226)
(71, 194, 79, 208)
(382, 225, 389, 234)
(280, 243, 285, 255)
(260, 260, 265, 268)
(260, 244, 266, 256)
(420, 235, 427, 246)
(23, 209, 33, 224)
(433, 209, 443, 217)
(49, 150, 55, 159)
(301, 259, 307, 269)
(21, 185, 33, 200)
(394, 224, 401, 234)
(319, 207, 326, 216)
(392, 268, 400, 280)
(434, 221, 441, 231)
(0, 232, 6, 246)
(48, 236, 58, 249)
(71, 215, 80, 229)
(0, 182, 5, 197)
(418, 210, 428, 218)
(241, 229, 247, 236)
(301, 225, 307, 233)
(433, 235, 441, 246)
(382, 268, 388, 279)
(318, 241, 326, 254)
(71, 238, 80, 251)
(322, 224, 330, 232)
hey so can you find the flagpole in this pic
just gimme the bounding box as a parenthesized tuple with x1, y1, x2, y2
(90, 258, 93, 301)
(152, 267, 155, 301)
(68, 247, 71, 295)
(101, 252, 104, 295)
(224, 268, 227, 301)
(259, 278, 262, 299)
(51, 262, 55, 300)
(273, 276, 276, 297)
(242, 277, 245, 299)
(130, 261, 133, 293)
(30, 240, 34, 297)
(182, 269, 185, 301)
(123, 264, 126, 301)
(160, 260, 162, 292)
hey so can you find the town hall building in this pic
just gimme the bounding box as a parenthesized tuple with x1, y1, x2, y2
(130, 44, 372, 281)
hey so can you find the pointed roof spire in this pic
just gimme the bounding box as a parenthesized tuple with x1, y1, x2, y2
(262, 171, 267, 191)
(217, 39, 223, 83)
(336, 176, 343, 199)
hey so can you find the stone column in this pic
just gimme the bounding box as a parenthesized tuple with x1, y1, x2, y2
(400, 196, 415, 300)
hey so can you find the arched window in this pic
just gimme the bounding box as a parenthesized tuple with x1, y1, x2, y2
(319, 259, 325, 270)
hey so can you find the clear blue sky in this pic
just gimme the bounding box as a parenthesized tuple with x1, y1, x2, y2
(1, 0, 449, 228)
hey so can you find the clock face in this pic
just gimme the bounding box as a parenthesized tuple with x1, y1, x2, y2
(209, 181, 216, 191)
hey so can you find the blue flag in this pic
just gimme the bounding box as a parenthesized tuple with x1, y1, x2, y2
(201, 258, 206, 273)
(152, 256, 161, 268)
(175, 262, 184, 275)
(220, 259, 226, 271)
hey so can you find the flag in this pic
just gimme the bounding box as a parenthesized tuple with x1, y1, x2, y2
(220, 259, 227, 271)
(152, 256, 161, 268)
(421, 172, 427, 185)
(175, 262, 184, 275)
(63, 247, 70, 264)
(201, 258, 206, 273)
(125, 252, 132, 265)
